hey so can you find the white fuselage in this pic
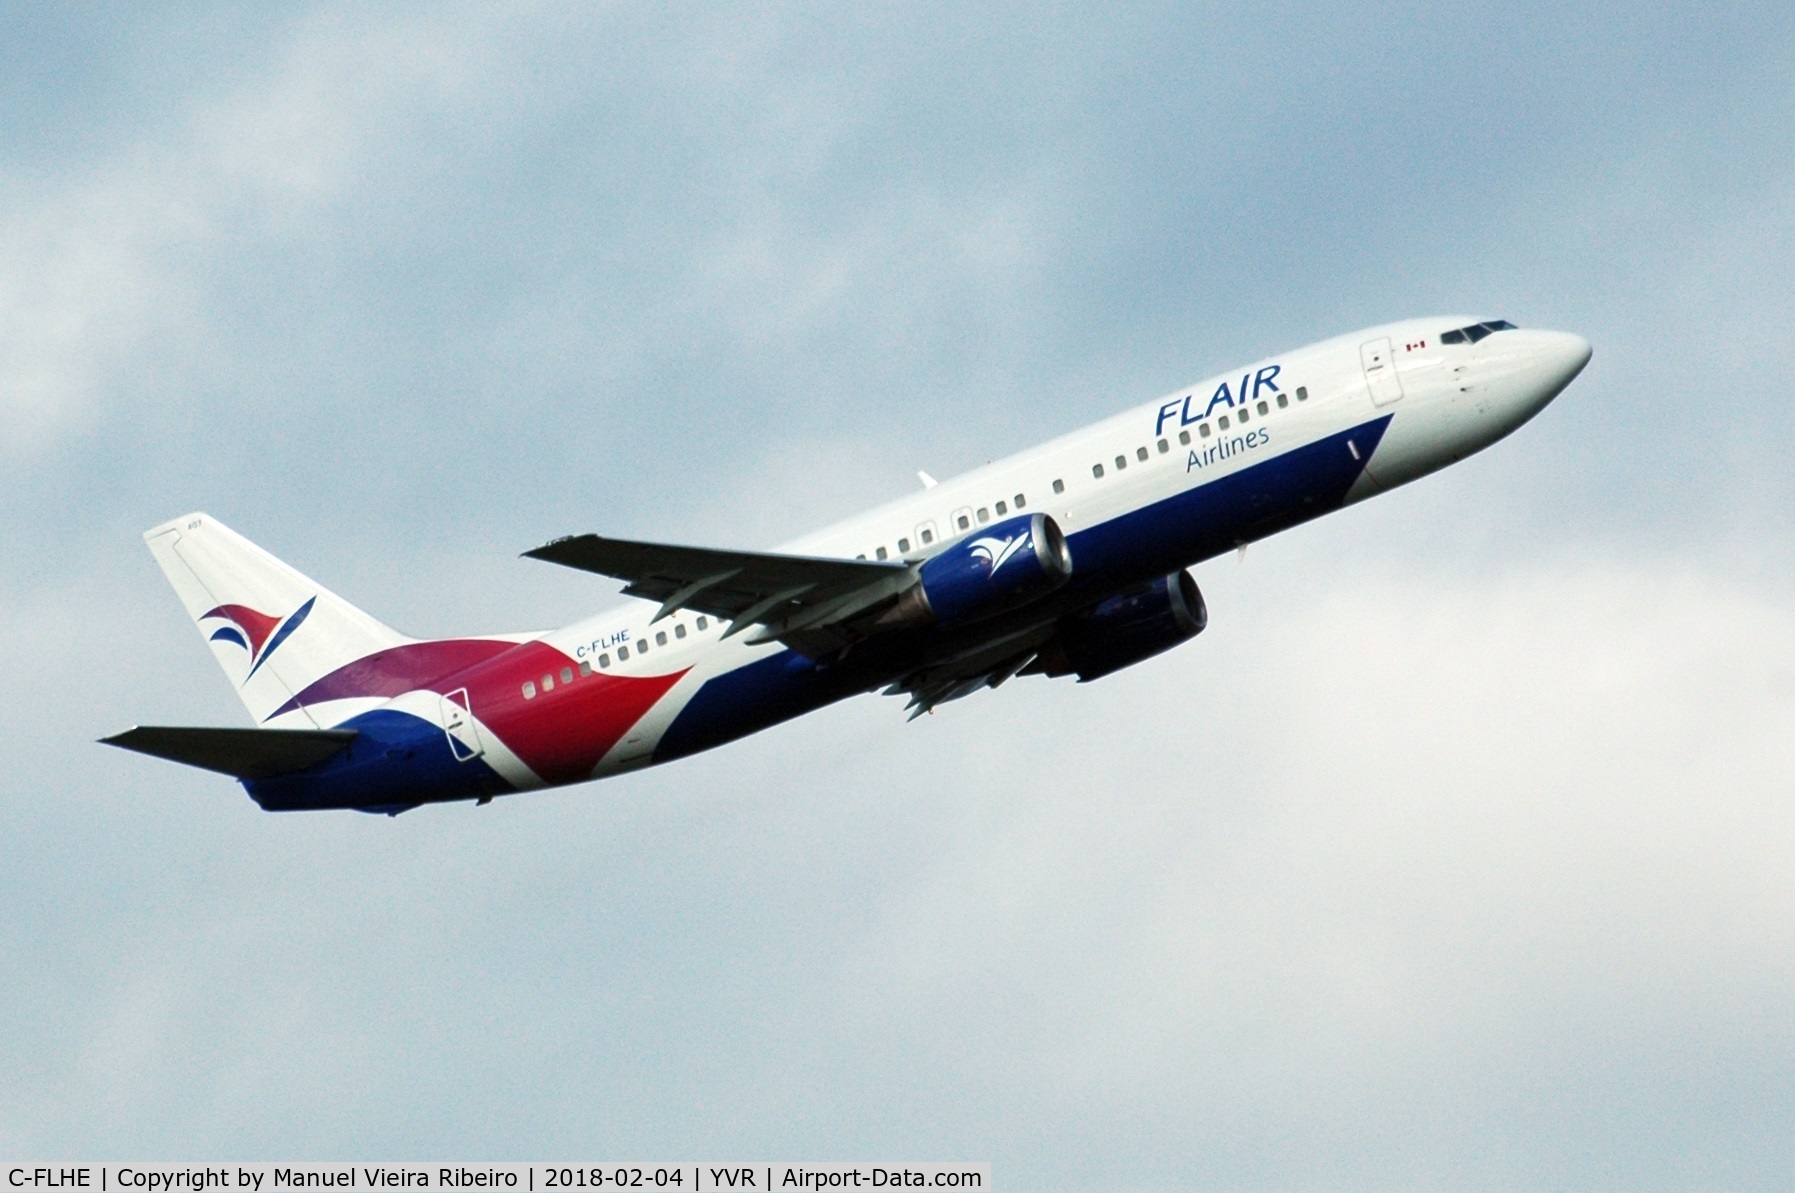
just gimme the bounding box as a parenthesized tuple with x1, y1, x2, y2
(442, 316, 1588, 783)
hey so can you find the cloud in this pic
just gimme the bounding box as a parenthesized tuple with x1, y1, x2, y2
(0, 5, 512, 451)
(768, 552, 1795, 1181)
(0, 154, 200, 447)
(9, 542, 1793, 1185)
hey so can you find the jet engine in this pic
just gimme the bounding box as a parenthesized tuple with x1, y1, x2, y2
(1031, 570, 1207, 681)
(878, 512, 1073, 630)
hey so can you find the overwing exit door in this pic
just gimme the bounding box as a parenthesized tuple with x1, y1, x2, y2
(1360, 337, 1404, 406)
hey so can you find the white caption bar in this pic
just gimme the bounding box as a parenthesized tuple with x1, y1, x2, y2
(2, 1167, 988, 1193)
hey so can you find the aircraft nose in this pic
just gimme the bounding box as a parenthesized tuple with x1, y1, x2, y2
(1501, 329, 1591, 416)
(1463, 327, 1591, 435)
(1538, 330, 1593, 389)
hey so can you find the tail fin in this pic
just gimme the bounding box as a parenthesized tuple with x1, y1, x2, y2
(144, 513, 412, 726)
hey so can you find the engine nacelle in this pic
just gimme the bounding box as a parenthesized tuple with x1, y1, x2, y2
(915, 512, 1073, 628)
(1034, 570, 1207, 682)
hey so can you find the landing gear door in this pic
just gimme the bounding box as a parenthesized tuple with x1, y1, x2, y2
(440, 688, 485, 762)
(1361, 337, 1405, 406)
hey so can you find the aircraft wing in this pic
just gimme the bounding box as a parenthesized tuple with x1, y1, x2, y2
(524, 533, 915, 652)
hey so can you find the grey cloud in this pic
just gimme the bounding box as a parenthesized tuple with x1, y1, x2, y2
(10, 550, 1792, 1188)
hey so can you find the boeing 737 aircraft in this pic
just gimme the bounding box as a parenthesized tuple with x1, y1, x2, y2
(105, 317, 1590, 814)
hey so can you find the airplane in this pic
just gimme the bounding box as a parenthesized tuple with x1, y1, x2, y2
(104, 316, 1591, 815)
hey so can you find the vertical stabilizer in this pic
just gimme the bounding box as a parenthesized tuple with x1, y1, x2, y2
(144, 513, 412, 727)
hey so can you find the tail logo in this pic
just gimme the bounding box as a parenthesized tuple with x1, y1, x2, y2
(201, 596, 316, 681)
(968, 533, 1031, 576)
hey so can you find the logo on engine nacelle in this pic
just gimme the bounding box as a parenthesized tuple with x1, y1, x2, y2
(968, 533, 1030, 576)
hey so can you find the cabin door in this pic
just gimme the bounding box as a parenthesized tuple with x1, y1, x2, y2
(1360, 337, 1405, 406)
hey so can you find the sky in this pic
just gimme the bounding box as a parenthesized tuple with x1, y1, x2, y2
(3, 2, 1794, 1186)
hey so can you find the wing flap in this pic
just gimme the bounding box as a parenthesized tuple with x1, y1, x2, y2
(882, 624, 1055, 719)
(102, 725, 359, 780)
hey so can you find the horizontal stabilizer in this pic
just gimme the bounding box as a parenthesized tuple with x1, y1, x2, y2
(101, 725, 359, 780)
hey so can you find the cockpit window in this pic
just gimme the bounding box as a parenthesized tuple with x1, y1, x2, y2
(1440, 319, 1517, 345)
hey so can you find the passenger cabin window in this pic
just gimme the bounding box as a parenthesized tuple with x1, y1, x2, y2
(977, 508, 990, 523)
(1179, 430, 1190, 445)
(957, 513, 971, 530)
(1092, 463, 1105, 478)
(898, 537, 911, 552)
(1237, 406, 1249, 423)
(522, 681, 537, 699)
(618, 645, 630, 660)
(579, 660, 592, 677)
(1114, 455, 1126, 470)
(1136, 446, 1149, 462)
(1052, 479, 1065, 494)
(1277, 394, 1288, 408)
(561, 666, 574, 684)
(541, 674, 554, 691)
(1199, 423, 1211, 438)
(921, 527, 934, 544)
(636, 638, 648, 653)
(1157, 438, 1169, 453)
(994, 501, 1006, 516)
(1218, 415, 1230, 429)
(1014, 493, 1026, 508)
(1296, 386, 1308, 401)
(675, 624, 687, 639)
(1257, 400, 1269, 415)
(696, 617, 709, 630)
(599, 653, 611, 668)
(876, 546, 889, 560)
(655, 632, 667, 647)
